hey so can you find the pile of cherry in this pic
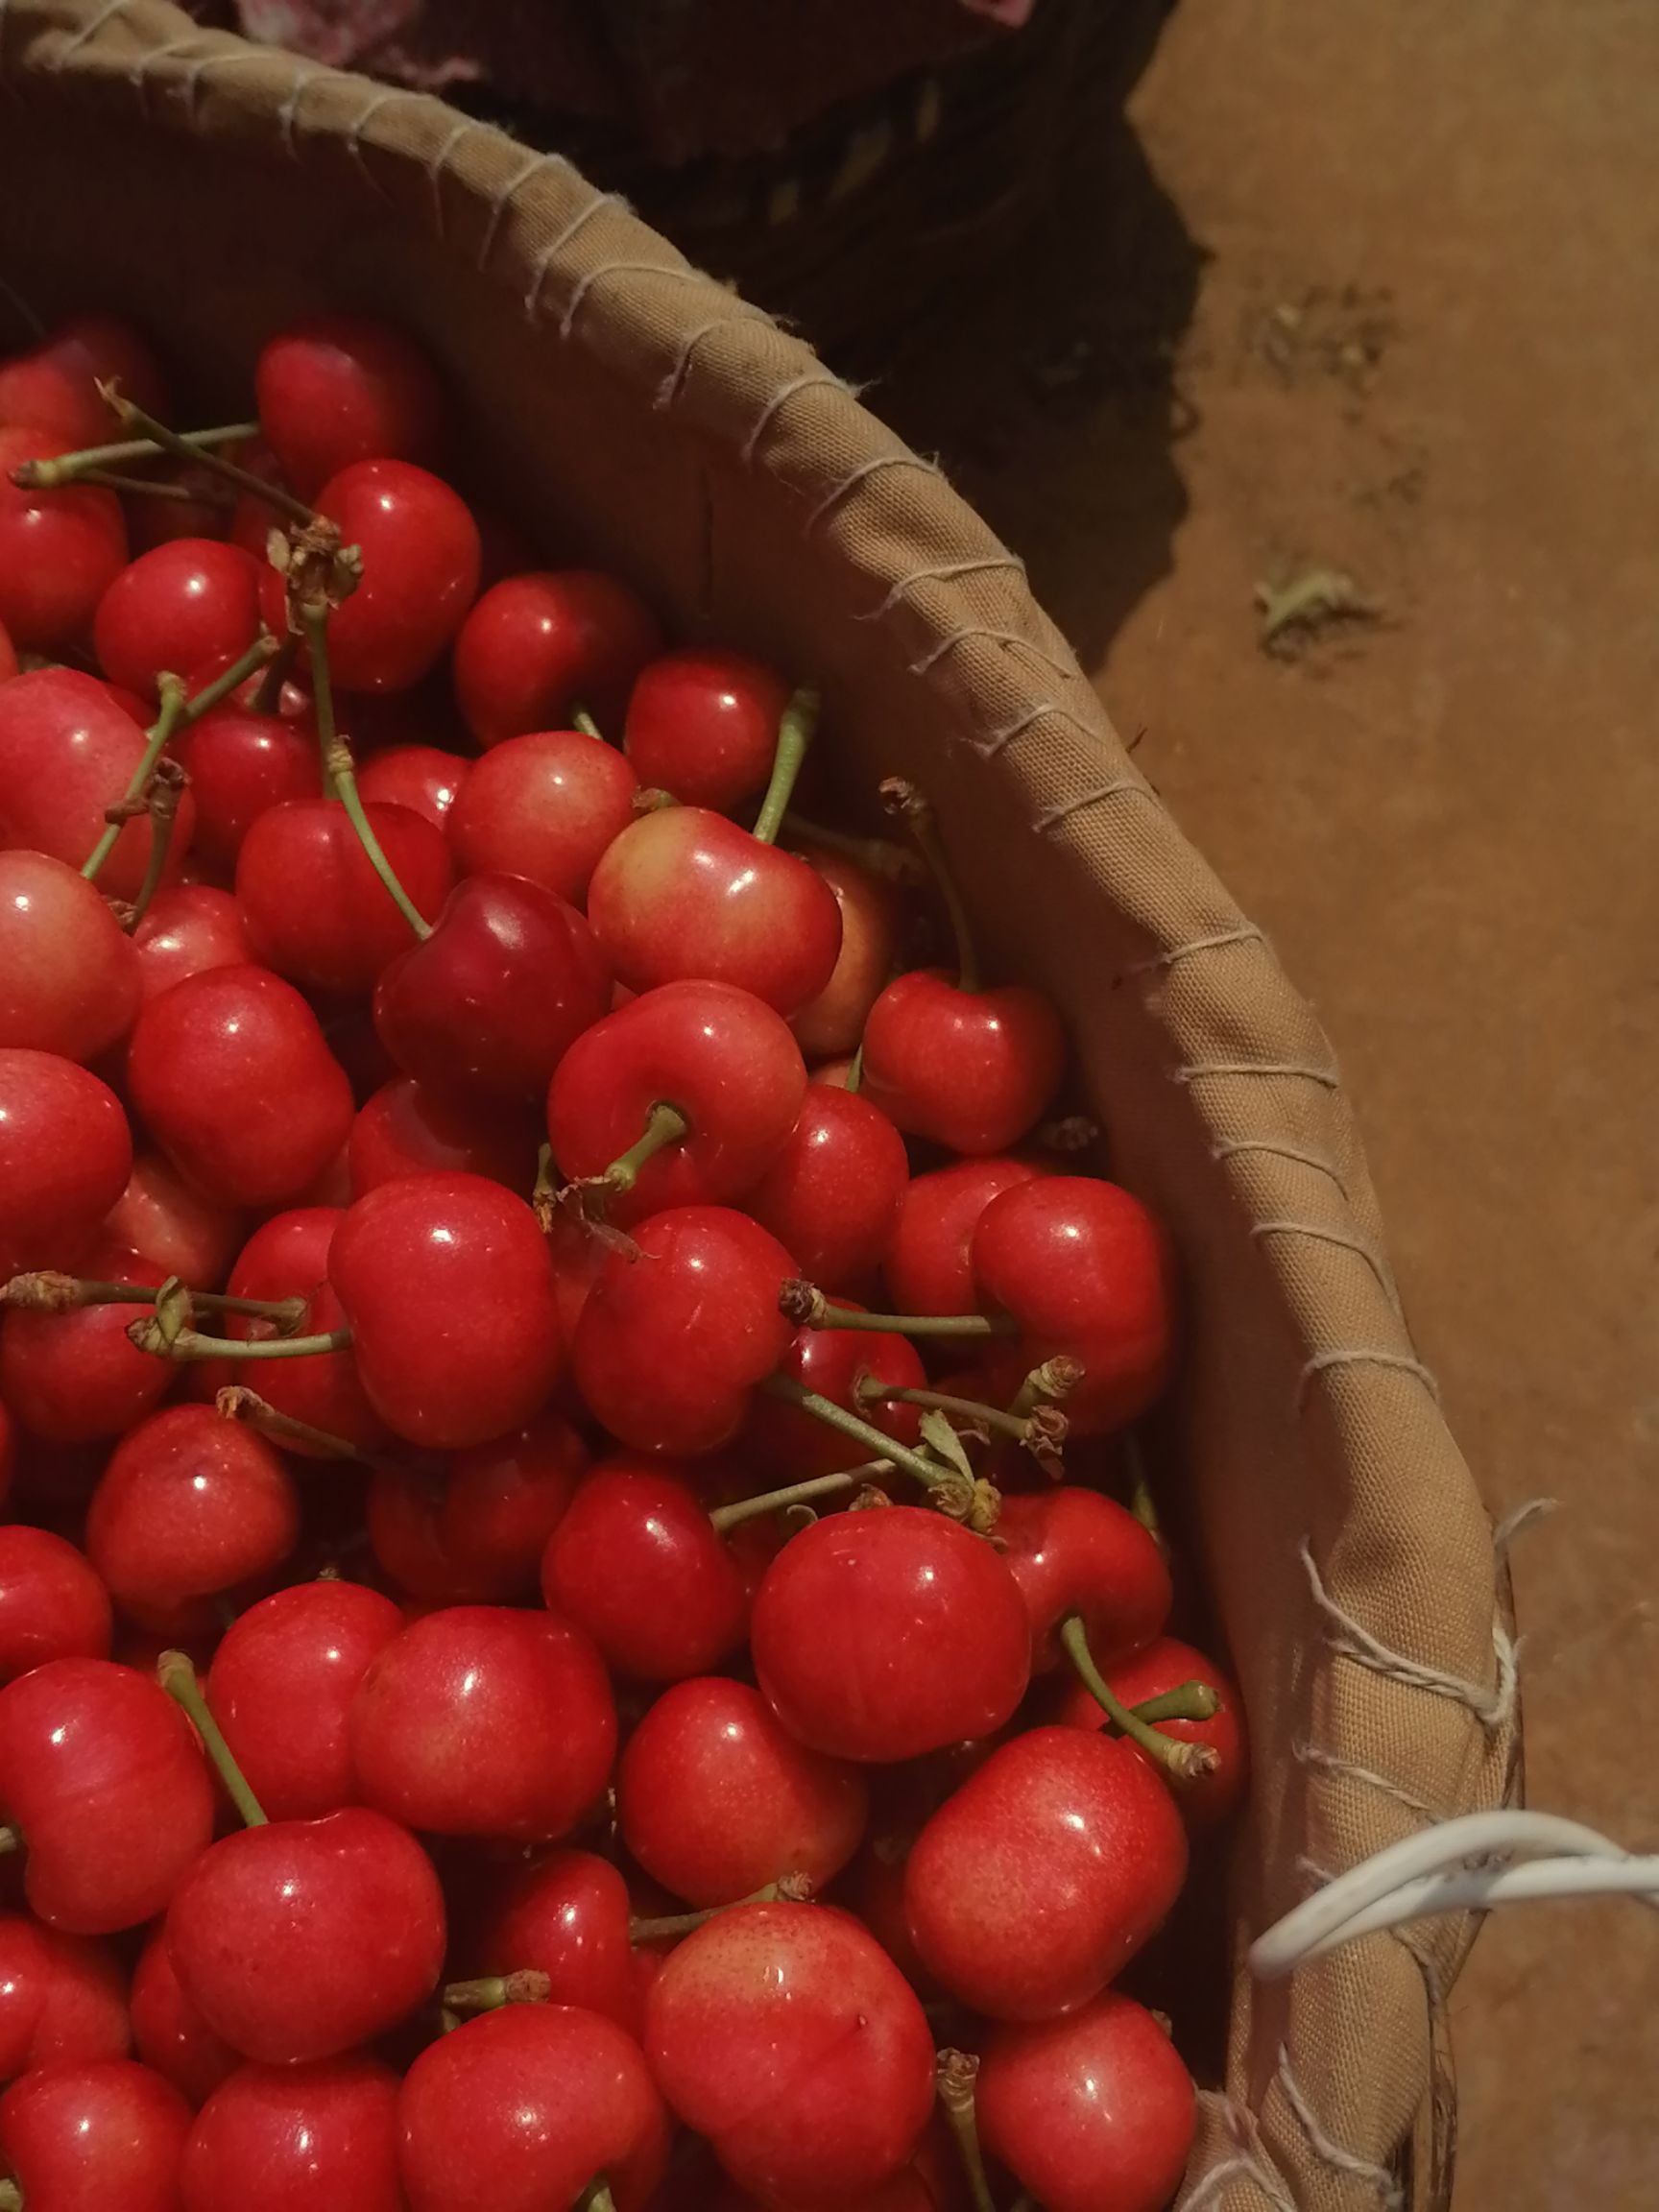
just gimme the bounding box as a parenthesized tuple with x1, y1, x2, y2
(0, 309, 1245, 2212)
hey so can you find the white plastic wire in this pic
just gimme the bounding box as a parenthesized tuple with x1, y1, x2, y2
(1249, 1811, 1659, 1981)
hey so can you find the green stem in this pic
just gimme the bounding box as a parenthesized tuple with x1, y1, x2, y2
(881, 777, 980, 992)
(443, 1971, 551, 2012)
(577, 2185, 617, 2212)
(571, 706, 605, 742)
(0, 2176, 20, 2212)
(130, 1319, 352, 1364)
(1058, 1614, 1216, 1783)
(757, 1375, 963, 1505)
(251, 630, 301, 715)
(598, 1102, 688, 1196)
(0, 1275, 305, 1326)
(843, 1039, 866, 1094)
(751, 683, 821, 846)
(304, 603, 431, 941)
(99, 390, 315, 526)
(1006, 1355, 1084, 1421)
(935, 2051, 998, 2212)
(855, 1379, 1033, 1445)
(156, 1649, 268, 1827)
(1130, 1681, 1223, 1726)
(123, 759, 186, 930)
(80, 469, 218, 500)
(11, 419, 259, 489)
(780, 811, 922, 883)
(709, 1465, 892, 1532)
(214, 1385, 383, 1466)
(1125, 1435, 1162, 1541)
(0, 1824, 20, 1856)
(81, 673, 187, 883)
(629, 1874, 809, 1944)
(781, 1281, 1013, 1339)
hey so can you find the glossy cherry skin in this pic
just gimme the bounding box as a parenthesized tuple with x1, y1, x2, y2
(0, 427, 128, 652)
(204, 1580, 403, 1822)
(1055, 1634, 1249, 1831)
(132, 887, 255, 1006)
(329, 1173, 564, 1448)
(860, 967, 1067, 1154)
(0, 1914, 129, 2080)
(349, 1075, 542, 1198)
(182, 2053, 403, 2212)
(104, 1153, 244, 1288)
(572, 1206, 796, 1455)
(977, 1991, 1196, 2212)
(255, 314, 446, 495)
(0, 1050, 132, 1279)
(203, 1206, 385, 1453)
(541, 1461, 747, 1681)
(356, 742, 469, 831)
(883, 1155, 1046, 1316)
(622, 648, 789, 811)
(0, 314, 165, 444)
(0, 1658, 212, 1933)
(789, 848, 902, 1060)
(236, 797, 454, 996)
(260, 460, 479, 693)
(741, 1318, 924, 1481)
(0, 2058, 191, 2212)
(745, 1086, 909, 1295)
(587, 808, 842, 1018)
(93, 540, 262, 702)
(171, 683, 321, 875)
(128, 965, 353, 1209)
(647, 1901, 934, 2209)
(448, 728, 637, 902)
(373, 874, 611, 1104)
(398, 2002, 670, 2212)
(0, 1236, 171, 1445)
(998, 1487, 1171, 1672)
(903, 1727, 1186, 2019)
(971, 1177, 1177, 1436)
(130, 1930, 239, 2107)
(351, 1604, 615, 1841)
(752, 1507, 1031, 1764)
(547, 981, 805, 1224)
(166, 1805, 445, 2064)
(0, 1527, 112, 1685)
(0, 617, 13, 682)
(476, 1850, 639, 2031)
(0, 666, 191, 902)
(369, 1410, 586, 1603)
(453, 570, 662, 747)
(0, 849, 140, 1063)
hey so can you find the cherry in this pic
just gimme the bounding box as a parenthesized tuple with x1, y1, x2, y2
(0, 1658, 212, 1932)
(745, 1086, 909, 1295)
(646, 1900, 934, 2209)
(547, 981, 805, 1224)
(170, 665, 321, 875)
(130, 1929, 238, 2106)
(351, 1603, 615, 1840)
(181, 2052, 403, 2212)
(0, 1238, 172, 1444)
(329, 1173, 564, 1448)
(0, 668, 189, 902)
(105, 1153, 244, 1288)
(0, 428, 128, 652)
(0, 314, 165, 445)
(883, 1155, 1046, 1316)
(741, 1316, 924, 1480)
(1055, 1634, 1248, 1830)
(349, 1074, 541, 1197)
(572, 1206, 796, 1456)
(448, 728, 637, 902)
(976, 1991, 1196, 2212)
(997, 1487, 1171, 1673)
(454, 569, 662, 747)
(132, 887, 254, 1006)
(0, 619, 13, 683)
(259, 460, 479, 693)
(752, 1506, 1030, 1763)
(373, 874, 611, 1104)
(397, 2002, 670, 2212)
(903, 1726, 1187, 2019)
(369, 1410, 586, 1603)
(0, 1050, 132, 1279)
(127, 965, 353, 1209)
(619, 1676, 867, 1908)
(0, 1528, 112, 1686)
(0, 2058, 190, 2212)
(476, 1849, 639, 2032)
(92, 540, 262, 702)
(0, 1912, 128, 2085)
(234, 796, 451, 997)
(356, 741, 469, 831)
(255, 315, 445, 495)
(788, 846, 902, 1060)
(165, 1803, 445, 2064)
(541, 1461, 748, 1681)
(0, 850, 140, 1064)
(622, 648, 790, 811)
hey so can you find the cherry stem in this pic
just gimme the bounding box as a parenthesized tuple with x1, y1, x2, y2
(570, 706, 605, 742)
(708, 1462, 893, 1533)
(855, 1378, 1039, 1447)
(80, 469, 224, 501)
(757, 1375, 969, 1509)
(843, 1040, 865, 1094)
(597, 1101, 689, 1195)
(156, 1649, 269, 1828)
(0, 1274, 307, 1327)
(780, 811, 923, 884)
(302, 602, 431, 941)
(1130, 1681, 1223, 1726)
(0, 2177, 19, 2212)
(251, 629, 301, 714)
(129, 1318, 352, 1363)
(10, 419, 259, 490)
(780, 1280, 1013, 1339)
(629, 1872, 812, 1944)
(214, 1385, 386, 1469)
(578, 2185, 617, 2212)
(935, 2050, 998, 2212)
(1006, 1355, 1084, 1422)
(0, 1824, 19, 1856)
(751, 683, 822, 846)
(1058, 1614, 1217, 1783)
(442, 1970, 552, 2013)
(1125, 1435, 1162, 1541)
(99, 387, 315, 527)
(532, 1142, 559, 1233)
(880, 777, 980, 993)
(123, 757, 186, 931)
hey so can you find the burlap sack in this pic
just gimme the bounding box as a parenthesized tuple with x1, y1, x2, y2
(0, 6, 1522, 2204)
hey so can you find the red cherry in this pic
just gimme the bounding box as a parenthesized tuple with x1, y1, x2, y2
(204, 1580, 403, 1823)
(0, 314, 167, 448)
(104, 1153, 245, 1287)
(540, 1461, 748, 1682)
(130, 1928, 239, 2106)
(788, 848, 902, 1060)
(0, 1527, 112, 1685)
(171, 682, 321, 876)
(752, 1507, 1031, 1763)
(619, 1676, 867, 1907)
(547, 980, 805, 1224)
(368, 1410, 586, 1603)
(356, 742, 470, 831)
(0, 619, 14, 683)
(329, 1174, 564, 1448)
(1055, 1634, 1249, 1831)
(0, 1658, 212, 1932)
(448, 729, 637, 902)
(476, 1850, 638, 2031)
(860, 967, 1066, 1155)
(997, 1488, 1171, 1672)
(646, 1901, 934, 2208)
(260, 460, 479, 693)
(454, 570, 662, 747)
(977, 1991, 1196, 2212)
(235, 797, 454, 996)
(165, 1805, 445, 2063)
(745, 1086, 908, 1294)
(255, 315, 445, 496)
(741, 1316, 923, 1480)
(0, 428, 128, 652)
(883, 1155, 1047, 1316)
(127, 965, 353, 1209)
(622, 648, 789, 811)
(92, 541, 262, 703)
(572, 1206, 796, 1455)
(0, 1912, 129, 2081)
(0, 667, 191, 902)
(0, 1237, 171, 1444)
(587, 808, 842, 1018)
(349, 1074, 542, 1197)
(0, 1050, 132, 1279)
(903, 1727, 1186, 2019)
(182, 2052, 403, 2212)
(373, 874, 611, 1104)
(0, 849, 140, 1064)
(397, 2003, 670, 2212)
(132, 887, 255, 1006)
(0, 2058, 189, 2212)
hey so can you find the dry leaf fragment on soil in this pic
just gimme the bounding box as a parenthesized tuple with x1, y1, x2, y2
(1255, 567, 1382, 652)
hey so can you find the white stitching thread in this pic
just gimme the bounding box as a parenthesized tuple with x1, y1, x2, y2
(1211, 1138, 1350, 1195)
(1183, 2097, 1300, 2212)
(1294, 1740, 1442, 1824)
(740, 371, 853, 463)
(1276, 2050, 1405, 2209)
(275, 63, 331, 158)
(557, 257, 702, 341)
(474, 149, 558, 272)
(1033, 777, 1166, 831)
(48, 0, 129, 64)
(804, 451, 944, 533)
(1250, 1219, 1401, 1311)
(1175, 1060, 1342, 1090)
(339, 86, 407, 205)
(1296, 1346, 1439, 1413)
(855, 554, 1029, 621)
(908, 622, 1075, 680)
(519, 193, 619, 316)
(1125, 925, 1263, 974)
(423, 118, 478, 239)
(1300, 1539, 1515, 1728)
